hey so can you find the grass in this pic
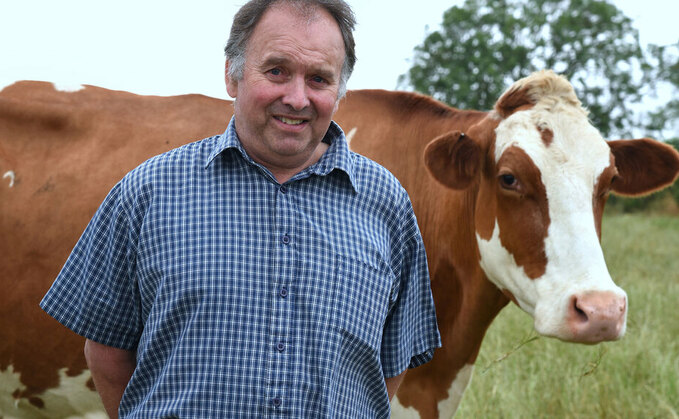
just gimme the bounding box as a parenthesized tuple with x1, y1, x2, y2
(455, 213, 679, 418)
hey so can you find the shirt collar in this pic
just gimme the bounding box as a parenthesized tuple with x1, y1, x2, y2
(205, 117, 357, 190)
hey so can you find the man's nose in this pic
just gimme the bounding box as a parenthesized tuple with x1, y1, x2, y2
(282, 77, 310, 111)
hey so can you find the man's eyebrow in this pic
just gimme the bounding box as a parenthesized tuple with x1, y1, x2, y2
(261, 55, 338, 82)
(261, 55, 290, 68)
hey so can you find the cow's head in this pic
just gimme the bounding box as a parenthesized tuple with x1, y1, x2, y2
(424, 70, 679, 343)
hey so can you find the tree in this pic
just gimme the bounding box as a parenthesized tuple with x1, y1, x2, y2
(645, 42, 679, 140)
(398, 0, 648, 138)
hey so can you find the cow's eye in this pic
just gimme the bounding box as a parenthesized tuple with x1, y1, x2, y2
(499, 173, 519, 190)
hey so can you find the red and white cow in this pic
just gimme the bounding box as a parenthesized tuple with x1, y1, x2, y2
(1, 70, 678, 418)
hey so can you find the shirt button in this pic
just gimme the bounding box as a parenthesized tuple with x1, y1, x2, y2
(280, 185, 288, 194)
(272, 397, 282, 407)
(280, 286, 288, 298)
(282, 234, 290, 244)
(276, 342, 285, 352)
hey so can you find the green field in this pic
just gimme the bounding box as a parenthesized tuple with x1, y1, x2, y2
(455, 214, 679, 418)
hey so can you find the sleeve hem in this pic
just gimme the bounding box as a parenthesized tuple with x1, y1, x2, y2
(39, 300, 138, 351)
(382, 336, 441, 378)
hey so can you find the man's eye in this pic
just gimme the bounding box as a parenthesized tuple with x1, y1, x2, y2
(269, 68, 283, 76)
(310, 75, 327, 84)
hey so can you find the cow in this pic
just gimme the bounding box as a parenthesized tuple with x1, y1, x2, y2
(1, 70, 678, 418)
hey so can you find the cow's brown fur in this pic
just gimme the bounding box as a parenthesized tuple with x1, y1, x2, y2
(2, 78, 679, 418)
(0, 82, 229, 403)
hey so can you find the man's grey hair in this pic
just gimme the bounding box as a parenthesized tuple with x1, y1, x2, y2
(224, 0, 356, 99)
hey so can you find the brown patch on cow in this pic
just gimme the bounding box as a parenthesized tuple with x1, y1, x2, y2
(537, 125, 554, 147)
(474, 142, 498, 241)
(593, 155, 617, 239)
(501, 289, 520, 306)
(494, 84, 535, 119)
(29, 396, 45, 408)
(496, 146, 550, 279)
(86, 377, 97, 391)
(608, 138, 679, 196)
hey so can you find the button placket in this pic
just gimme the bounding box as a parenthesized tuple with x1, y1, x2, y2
(267, 182, 294, 413)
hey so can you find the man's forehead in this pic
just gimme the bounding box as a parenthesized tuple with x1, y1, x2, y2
(260, 2, 333, 30)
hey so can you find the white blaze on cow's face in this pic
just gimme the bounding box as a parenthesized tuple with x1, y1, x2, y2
(476, 91, 627, 343)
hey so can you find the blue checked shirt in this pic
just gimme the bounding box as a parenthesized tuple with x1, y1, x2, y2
(40, 118, 441, 418)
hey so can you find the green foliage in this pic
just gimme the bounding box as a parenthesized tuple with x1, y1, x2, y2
(456, 214, 679, 417)
(645, 43, 679, 140)
(399, 0, 648, 137)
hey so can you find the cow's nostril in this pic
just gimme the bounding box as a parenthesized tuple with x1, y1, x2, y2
(572, 296, 588, 323)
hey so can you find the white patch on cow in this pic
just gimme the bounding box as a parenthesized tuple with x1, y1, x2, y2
(0, 365, 105, 419)
(479, 89, 627, 340)
(390, 364, 474, 419)
(477, 223, 537, 314)
(437, 364, 474, 418)
(52, 82, 85, 93)
(345, 126, 357, 146)
(3, 171, 14, 188)
(390, 396, 421, 419)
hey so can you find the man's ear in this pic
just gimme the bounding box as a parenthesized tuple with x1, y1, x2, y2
(225, 61, 238, 98)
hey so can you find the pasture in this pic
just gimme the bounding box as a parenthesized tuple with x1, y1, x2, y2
(456, 213, 679, 418)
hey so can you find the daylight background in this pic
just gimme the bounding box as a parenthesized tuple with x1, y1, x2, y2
(1, 0, 676, 98)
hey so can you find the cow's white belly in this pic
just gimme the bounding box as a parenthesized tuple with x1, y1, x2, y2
(1, 365, 105, 419)
(391, 364, 474, 419)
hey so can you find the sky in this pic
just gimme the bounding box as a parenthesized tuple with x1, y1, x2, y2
(0, 0, 677, 100)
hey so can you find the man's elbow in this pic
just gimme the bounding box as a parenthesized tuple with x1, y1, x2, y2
(84, 339, 136, 372)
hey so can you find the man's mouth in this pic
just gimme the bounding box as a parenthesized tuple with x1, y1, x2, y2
(276, 116, 307, 126)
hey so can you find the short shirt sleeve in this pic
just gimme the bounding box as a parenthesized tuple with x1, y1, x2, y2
(380, 194, 441, 378)
(40, 178, 143, 350)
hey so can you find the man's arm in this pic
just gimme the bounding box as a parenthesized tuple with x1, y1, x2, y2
(84, 339, 136, 419)
(385, 370, 408, 401)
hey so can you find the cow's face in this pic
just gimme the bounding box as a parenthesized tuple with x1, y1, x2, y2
(474, 97, 627, 343)
(424, 70, 679, 343)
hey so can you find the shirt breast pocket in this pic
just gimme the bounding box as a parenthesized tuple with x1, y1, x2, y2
(335, 254, 395, 352)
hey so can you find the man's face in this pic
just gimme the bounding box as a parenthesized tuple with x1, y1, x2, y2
(226, 4, 345, 179)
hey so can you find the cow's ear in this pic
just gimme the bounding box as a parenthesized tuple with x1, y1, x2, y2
(424, 131, 481, 190)
(608, 138, 679, 196)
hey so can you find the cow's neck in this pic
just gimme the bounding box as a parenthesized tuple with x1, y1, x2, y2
(398, 185, 509, 418)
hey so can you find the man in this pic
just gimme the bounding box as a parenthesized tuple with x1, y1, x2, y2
(40, 0, 441, 417)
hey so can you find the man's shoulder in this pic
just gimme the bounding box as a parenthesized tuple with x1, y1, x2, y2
(124, 135, 220, 183)
(348, 151, 406, 196)
(110, 135, 221, 206)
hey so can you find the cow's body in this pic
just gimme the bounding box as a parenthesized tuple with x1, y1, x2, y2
(2, 72, 678, 418)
